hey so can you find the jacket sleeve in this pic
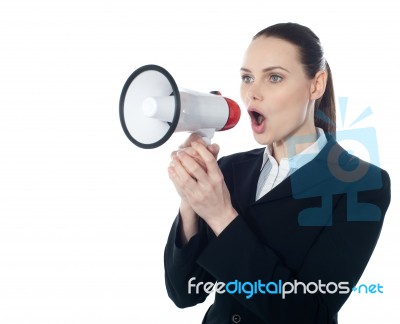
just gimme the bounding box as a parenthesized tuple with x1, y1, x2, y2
(164, 208, 216, 308)
(164, 157, 233, 308)
(196, 170, 391, 323)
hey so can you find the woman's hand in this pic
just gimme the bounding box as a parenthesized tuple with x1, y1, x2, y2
(168, 140, 238, 236)
(169, 134, 219, 202)
(171, 134, 220, 172)
(168, 134, 220, 244)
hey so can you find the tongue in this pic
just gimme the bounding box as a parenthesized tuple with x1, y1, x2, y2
(256, 115, 264, 125)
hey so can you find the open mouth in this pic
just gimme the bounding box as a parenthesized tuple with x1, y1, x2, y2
(248, 109, 266, 134)
(249, 110, 265, 126)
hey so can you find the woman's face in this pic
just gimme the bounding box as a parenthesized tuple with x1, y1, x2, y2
(240, 36, 318, 146)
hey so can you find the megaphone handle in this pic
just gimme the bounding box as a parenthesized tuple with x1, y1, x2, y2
(194, 128, 215, 145)
(201, 137, 211, 145)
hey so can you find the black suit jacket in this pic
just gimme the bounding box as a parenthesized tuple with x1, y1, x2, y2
(164, 136, 391, 324)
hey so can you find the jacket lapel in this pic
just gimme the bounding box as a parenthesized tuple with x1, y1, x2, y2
(231, 136, 341, 212)
(231, 149, 263, 214)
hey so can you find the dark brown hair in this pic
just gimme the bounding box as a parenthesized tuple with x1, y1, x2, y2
(253, 23, 336, 135)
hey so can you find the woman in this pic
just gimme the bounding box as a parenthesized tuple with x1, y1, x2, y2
(164, 23, 391, 324)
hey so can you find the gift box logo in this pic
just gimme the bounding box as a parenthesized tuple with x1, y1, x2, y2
(288, 97, 383, 226)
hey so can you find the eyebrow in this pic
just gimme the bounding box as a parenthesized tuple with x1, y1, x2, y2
(240, 66, 290, 73)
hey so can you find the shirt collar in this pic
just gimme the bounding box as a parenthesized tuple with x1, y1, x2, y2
(260, 128, 328, 171)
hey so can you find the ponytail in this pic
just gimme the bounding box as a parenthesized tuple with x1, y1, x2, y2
(315, 62, 336, 136)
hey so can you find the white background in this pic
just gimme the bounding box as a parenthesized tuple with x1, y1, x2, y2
(0, 0, 398, 323)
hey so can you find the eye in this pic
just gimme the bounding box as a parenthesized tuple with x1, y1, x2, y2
(241, 75, 254, 84)
(269, 74, 283, 83)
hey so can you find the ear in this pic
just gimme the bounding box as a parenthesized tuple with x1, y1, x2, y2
(310, 70, 327, 100)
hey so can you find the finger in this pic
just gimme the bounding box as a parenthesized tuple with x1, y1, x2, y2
(172, 142, 217, 168)
(176, 150, 208, 183)
(168, 164, 190, 201)
(179, 133, 207, 149)
(171, 155, 198, 190)
(179, 145, 218, 168)
(171, 147, 203, 163)
(171, 143, 217, 176)
(170, 150, 178, 160)
(178, 147, 207, 171)
(191, 141, 222, 176)
(168, 164, 180, 187)
(179, 147, 199, 158)
(171, 147, 198, 161)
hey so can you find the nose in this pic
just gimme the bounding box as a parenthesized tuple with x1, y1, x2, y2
(246, 84, 263, 102)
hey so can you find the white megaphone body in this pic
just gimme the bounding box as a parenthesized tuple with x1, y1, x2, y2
(119, 64, 241, 149)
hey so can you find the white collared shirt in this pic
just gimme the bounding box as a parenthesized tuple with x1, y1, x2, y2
(255, 128, 328, 201)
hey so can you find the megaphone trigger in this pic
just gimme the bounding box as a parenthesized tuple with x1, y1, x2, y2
(210, 91, 222, 96)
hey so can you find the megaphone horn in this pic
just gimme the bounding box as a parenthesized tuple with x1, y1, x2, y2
(119, 64, 241, 149)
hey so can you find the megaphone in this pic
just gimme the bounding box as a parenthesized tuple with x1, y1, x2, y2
(119, 64, 241, 149)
